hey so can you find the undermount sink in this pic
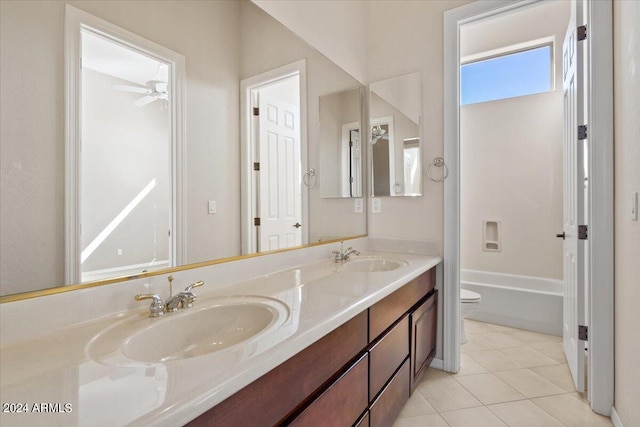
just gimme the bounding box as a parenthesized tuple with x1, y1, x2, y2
(342, 257, 408, 272)
(87, 296, 290, 365)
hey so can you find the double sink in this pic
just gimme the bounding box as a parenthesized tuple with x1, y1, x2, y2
(86, 255, 407, 366)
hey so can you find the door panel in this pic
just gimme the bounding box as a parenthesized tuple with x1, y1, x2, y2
(258, 87, 301, 251)
(562, 1, 586, 393)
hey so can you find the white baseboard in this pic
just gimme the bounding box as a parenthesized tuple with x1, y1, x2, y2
(429, 357, 444, 370)
(611, 407, 624, 427)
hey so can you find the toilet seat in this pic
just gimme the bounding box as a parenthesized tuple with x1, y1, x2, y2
(461, 289, 481, 303)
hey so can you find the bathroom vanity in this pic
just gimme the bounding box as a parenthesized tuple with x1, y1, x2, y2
(0, 248, 440, 427)
(188, 268, 437, 427)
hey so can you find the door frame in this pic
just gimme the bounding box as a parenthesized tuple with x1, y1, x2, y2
(443, 0, 613, 415)
(240, 60, 308, 255)
(64, 5, 186, 284)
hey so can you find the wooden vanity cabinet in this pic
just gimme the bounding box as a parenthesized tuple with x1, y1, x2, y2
(411, 290, 438, 390)
(186, 266, 438, 427)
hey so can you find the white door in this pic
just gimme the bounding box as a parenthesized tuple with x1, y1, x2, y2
(257, 89, 302, 251)
(561, 1, 587, 393)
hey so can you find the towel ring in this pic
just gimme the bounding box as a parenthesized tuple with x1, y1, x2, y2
(427, 157, 448, 182)
(303, 168, 317, 188)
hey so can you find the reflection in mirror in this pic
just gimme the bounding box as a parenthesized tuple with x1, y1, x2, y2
(0, 0, 366, 298)
(319, 88, 363, 198)
(370, 72, 423, 197)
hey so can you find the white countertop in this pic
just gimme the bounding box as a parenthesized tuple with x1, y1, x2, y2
(0, 251, 441, 427)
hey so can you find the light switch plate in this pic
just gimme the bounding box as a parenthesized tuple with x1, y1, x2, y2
(354, 198, 363, 213)
(208, 200, 216, 214)
(371, 198, 382, 214)
(632, 192, 638, 221)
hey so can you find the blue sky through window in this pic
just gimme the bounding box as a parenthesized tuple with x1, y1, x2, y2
(461, 45, 552, 105)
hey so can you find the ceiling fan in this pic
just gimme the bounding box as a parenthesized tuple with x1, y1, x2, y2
(371, 125, 389, 145)
(112, 80, 169, 107)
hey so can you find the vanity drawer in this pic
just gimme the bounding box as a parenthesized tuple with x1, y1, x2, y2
(369, 269, 435, 340)
(187, 311, 367, 427)
(369, 315, 409, 401)
(369, 358, 410, 427)
(289, 353, 368, 427)
(354, 410, 369, 427)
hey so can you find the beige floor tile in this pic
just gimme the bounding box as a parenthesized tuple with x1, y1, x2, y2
(529, 341, 567, 363)
(505, 329, 562, 344)
(494, 369, 566, 398)
(417, 376, 483, 412)
(461, 333, 495, 352)
(487, 323, 521, 333)
(464, 319, 498, 334)
(572, 391, 589, 403)
(472, 332, 524, 349)
(440, 406, 508, 427)
(465, 349, 523, 372)
(532, 394, 613, 427)
(500, 347, 560, 368)
(455, 373, 526, 405)
(419, 367, 451, 382)
(531, 364, 577, 392)
(393, 413, 449, 427)
(452, 353, 489, 376)
(397, 390, 436, 418)
(488, 400, 565, 427)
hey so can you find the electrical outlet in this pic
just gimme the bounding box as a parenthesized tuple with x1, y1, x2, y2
(354, 198, 363, 213)
(208, 200, 216, 214)
(371, 198, 382, 214)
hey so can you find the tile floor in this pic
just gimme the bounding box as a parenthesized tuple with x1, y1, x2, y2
(393, 319, 612, 427)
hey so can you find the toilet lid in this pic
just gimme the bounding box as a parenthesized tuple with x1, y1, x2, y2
(461, 289, 481, 302)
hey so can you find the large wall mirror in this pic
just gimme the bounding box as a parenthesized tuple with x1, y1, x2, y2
(370, 72, 423, 197)
(0, 0, 366, 298)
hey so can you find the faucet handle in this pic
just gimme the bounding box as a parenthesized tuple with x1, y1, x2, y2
(184, 280, 204, 293)
(135, 294, 165, 317)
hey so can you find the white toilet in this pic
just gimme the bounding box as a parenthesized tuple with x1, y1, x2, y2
(460, 289, 482, 344)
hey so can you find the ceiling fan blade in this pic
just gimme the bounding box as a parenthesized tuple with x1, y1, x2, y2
(133, 95, 156, 107)
(112, 84, 148, 94)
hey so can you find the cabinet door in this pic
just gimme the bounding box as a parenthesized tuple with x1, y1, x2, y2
(410, 291, 438, 390)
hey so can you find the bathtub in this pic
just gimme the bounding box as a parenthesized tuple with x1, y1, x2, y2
(461, 269, 563, 336)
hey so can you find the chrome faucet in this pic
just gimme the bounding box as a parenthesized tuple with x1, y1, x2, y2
(332, 242, 360, 263)
(135, 279, 205, 317)
(135, 294, 165, 317)
(165, 280, 204, 312)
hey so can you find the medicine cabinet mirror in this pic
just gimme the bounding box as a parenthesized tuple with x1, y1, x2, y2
(370, 72, 423, 197)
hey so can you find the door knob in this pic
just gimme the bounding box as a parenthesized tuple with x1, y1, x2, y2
(293, 222, 302, 228)
(556, 232, 566, 240)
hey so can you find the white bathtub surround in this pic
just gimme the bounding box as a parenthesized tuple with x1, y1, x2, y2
(461, 269, 563, 336)
(0, 243, 440, 426)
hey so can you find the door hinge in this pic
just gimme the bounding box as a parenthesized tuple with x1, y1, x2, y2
(253, 107, 259, 116)
(578, 325, 588, 341)
(254, 217, 261, 226)
(578, 125, 588, 140)
(253, 162, 260, 171)
(578, 225, 588, 240)
(577, 25, 587, 41)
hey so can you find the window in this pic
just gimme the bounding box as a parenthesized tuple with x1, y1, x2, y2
(461, 45, 552, 105)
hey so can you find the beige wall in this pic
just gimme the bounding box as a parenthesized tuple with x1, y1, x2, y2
(251, 0, 368, 85)
(613, 0, 640, 425)
(460, 0, 568, 279)
(365, 0, 471, 252)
